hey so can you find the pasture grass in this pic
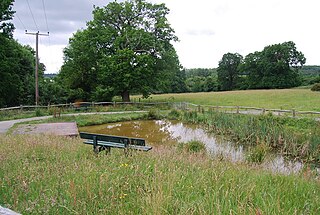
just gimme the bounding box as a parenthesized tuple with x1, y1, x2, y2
(0, 134, 319, 214)
(135, 89, 320, 111)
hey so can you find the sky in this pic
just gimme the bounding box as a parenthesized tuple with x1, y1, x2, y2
(12, 0, 320, 74)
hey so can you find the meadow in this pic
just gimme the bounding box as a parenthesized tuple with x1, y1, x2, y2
(1, 134, 319, 214)
(135, 89, 320, 111)
(1, 91, 320, 214)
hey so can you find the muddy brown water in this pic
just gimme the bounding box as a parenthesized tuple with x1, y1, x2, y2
(80, 120, 306, 175)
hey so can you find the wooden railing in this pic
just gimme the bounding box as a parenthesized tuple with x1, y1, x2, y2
(1, 101, 320, 119)
(0, 101, 171, 111)
(176, 102, 320, 119)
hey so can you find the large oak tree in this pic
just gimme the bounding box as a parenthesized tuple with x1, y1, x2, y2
(61, 0, 179, 102)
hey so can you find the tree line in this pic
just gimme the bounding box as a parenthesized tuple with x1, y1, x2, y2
(1, 0, 319, 108)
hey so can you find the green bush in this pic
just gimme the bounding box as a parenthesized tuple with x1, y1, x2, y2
(168, 109, 181, 119)
(146, 108, 161, 119)
(311, 83, 320, 91)
(184, 140, 206, 153)
(246, 143, 269, 164)
(35, 108, 44, 117)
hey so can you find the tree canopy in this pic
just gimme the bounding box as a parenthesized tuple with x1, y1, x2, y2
(0, 0, 43, 107)
(60, 0, 180, 102)
(241, 41, 306, 89)
(217, 53, 243, 91)
(0, 0, 15, 38)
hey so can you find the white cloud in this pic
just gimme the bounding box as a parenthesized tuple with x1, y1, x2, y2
(12, 0, 320, 72)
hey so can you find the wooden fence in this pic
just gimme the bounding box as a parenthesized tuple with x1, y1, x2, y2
(176, 102, 320, 119)
(1, 101, 320, 119)
(0, 101, 171, 111)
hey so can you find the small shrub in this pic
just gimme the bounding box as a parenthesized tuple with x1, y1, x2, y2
(246, 143, 269, 164)
(146, 108, 160, 119)
(183, 110, 198, 121)
(184, 140, 206, 153)
(35, 108, 43, 117)
(168, 109, 181, 119)
(311, 83, 320, 91)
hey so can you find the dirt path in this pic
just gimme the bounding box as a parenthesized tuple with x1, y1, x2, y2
(0, 111, 146, 134)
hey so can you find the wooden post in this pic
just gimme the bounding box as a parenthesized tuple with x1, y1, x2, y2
(113, 101, 116, 107)
(262, 108, 265, 115)
(236, 106, 239, 114)
(198, 105, 201, 113)
(292, 109, 296, 118)
(93, 136, 98, 154)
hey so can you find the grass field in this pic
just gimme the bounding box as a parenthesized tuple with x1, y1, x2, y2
(136, 89, 320, 111)
(1, 134, 319, 214)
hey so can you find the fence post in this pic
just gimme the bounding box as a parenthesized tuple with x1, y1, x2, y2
(262, 108, 265, 115)
(236, 106, 239, 114)
(198, 105, 201, 113)
(292, 109, 296, 118)
(113, 101, 116, 107)
(20, 105, 23, 112)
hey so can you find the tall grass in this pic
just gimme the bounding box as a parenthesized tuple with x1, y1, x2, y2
(0, 134, 319, 214)
(168, 109, 320, 164)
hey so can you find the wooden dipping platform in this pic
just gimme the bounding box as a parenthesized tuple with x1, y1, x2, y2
(13, 122, 78, 137)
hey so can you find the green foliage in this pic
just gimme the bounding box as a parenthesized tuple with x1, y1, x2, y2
(217, 53, 243, 91)
(146, 108, 161, 120)
(242, 41, 305, 89)
(0, 0, 15, 38)
(311, 83, 320, 91)
(246, 144, 269, 164)
(182, 140, 206, 153)
(60, 0, 179, 102)
(39, 78, 69, 105)
(184, 68, 218, 93)
(185, 68, 217, 78)
(168, 109, 181, 119)
(299, 65, 320, 86)
(35, 109, 43, 117)
(0, 37, 36, 107)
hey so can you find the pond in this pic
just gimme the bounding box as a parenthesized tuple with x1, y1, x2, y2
(80, 120, 305, 175)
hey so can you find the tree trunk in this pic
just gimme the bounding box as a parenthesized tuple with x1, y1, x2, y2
(121, 91, 130, 102)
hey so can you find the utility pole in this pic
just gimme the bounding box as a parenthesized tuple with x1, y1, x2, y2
(25, 30, 49, 106)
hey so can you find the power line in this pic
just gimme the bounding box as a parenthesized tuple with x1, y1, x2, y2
(41, 0, 49, 33)
(15, 13, 26, 30)
(26, 0, 39, 31)
(41, 0, 51, 47)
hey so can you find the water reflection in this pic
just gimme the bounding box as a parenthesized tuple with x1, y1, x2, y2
(80, 120, 306, 175)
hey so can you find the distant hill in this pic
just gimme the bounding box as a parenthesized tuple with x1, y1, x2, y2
(299, 65, 320, 76)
